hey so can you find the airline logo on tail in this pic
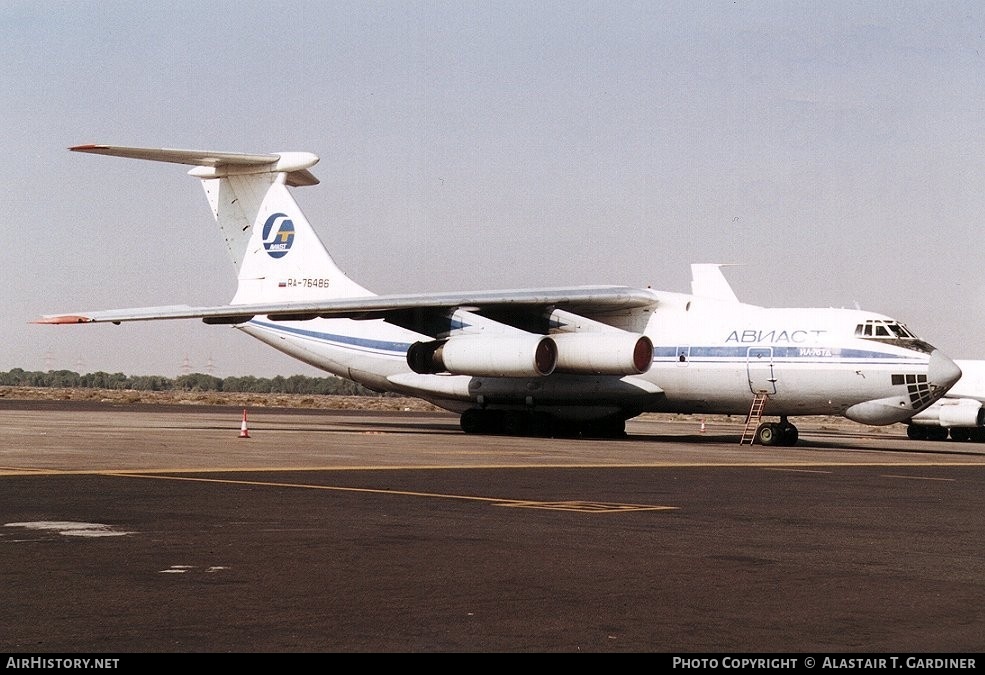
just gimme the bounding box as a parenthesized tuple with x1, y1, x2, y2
(262, 213, 295, 258)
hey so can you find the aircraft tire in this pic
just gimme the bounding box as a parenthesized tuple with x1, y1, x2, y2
(460, 409, 504, 435)
(579, 417, 626, 439)
(906, 424, 928, 440)
(950, 427, 971, 442)
(755, 423, 780, 446)
(527, 412, 555, 438)
(780, 423, 799, 446)
(460, 409, 485, 434)
(502, 411, 530, 436)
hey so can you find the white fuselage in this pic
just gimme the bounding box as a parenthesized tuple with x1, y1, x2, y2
(238, 290, 941, 425)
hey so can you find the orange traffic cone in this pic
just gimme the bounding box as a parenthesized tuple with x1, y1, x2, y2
(239, 409, 250, 438)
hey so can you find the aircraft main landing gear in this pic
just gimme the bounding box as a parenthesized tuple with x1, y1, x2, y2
(459, 409, 626, 439)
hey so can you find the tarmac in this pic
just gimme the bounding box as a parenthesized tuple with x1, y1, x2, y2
(1, 400, 984, 653)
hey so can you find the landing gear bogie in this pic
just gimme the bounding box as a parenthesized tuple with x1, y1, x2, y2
(906, 423, 982, 442)
(459, 409, 626, 439)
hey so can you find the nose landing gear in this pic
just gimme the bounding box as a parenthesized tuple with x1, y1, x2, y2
(754, 416, 799, 447)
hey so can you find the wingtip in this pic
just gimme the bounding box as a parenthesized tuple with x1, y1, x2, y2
(32, 315, 93, 325)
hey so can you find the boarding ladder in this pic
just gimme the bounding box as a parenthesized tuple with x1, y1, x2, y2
(739, 392, 769, 445)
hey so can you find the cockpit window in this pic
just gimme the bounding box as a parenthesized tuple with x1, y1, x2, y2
(892, 323, 916, 338)
(856, 320, 918, 339)
(854, 319, 932, 353)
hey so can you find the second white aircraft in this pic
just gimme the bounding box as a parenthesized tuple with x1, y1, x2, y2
(37, 145, 963, 445)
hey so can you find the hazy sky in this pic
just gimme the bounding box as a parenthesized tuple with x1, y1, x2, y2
(4, 1, 985, 378)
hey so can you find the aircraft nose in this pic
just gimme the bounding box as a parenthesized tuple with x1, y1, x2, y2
(929, 349, 962, 393)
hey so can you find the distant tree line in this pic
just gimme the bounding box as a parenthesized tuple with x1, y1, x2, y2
(0, 368, 387, 396)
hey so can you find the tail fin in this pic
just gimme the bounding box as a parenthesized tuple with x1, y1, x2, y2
(70, 145, 372, 304)
(690, 263, 740, 303)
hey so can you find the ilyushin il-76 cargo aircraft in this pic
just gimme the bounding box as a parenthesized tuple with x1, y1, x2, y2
(36, 144, 962, 446)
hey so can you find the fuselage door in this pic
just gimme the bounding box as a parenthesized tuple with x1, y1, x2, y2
(747, 347, 777, 394)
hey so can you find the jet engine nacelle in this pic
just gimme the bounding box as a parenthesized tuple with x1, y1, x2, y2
(407, 335, 557, 377)
(551, 333, 653, 375)
(909, 398, 985, 428)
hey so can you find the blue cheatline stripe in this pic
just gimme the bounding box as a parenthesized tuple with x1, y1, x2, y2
(249, 320, 924, 364)
(653, 346, 921, 362)
(249, 320, 412, 356)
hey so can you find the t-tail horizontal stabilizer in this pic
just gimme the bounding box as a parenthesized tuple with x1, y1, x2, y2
(69, 145, 320, 186)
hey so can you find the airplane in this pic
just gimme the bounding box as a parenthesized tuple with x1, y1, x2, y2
(35, 144, 963, 446)
(905, 359, 985, 441)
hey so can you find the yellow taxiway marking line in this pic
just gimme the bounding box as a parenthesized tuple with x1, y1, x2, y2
(3, 459, 985, 477)
(763, 468, 834, 474)
(495, 500, 676, 513)
(105, 473, 679, 513)
(0, 468, 58, 476)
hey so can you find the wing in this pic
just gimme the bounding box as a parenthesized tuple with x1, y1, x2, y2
(35, 285, 658, 326)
